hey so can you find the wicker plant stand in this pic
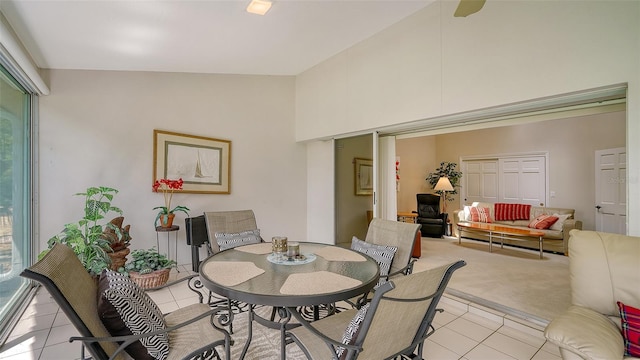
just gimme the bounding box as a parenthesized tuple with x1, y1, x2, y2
(129, 268, 171, 289)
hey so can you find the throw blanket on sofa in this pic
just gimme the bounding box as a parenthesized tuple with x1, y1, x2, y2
(494, 203, 531, 221)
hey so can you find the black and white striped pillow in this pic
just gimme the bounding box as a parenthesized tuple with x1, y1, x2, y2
(336, 303, 370, 360)
(98, 269, 169, 360)
(350, 236, 397, 288)
(215, 229, 261, 251)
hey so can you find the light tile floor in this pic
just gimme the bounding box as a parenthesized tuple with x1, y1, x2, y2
(0, 264, 562, 360)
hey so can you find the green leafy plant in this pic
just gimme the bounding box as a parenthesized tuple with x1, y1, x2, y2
(119, 248, 176, 276)
(42, 186, 124, 276)
(426, 162, 463, 203)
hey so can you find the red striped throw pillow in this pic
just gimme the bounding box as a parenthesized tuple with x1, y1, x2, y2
(528, 214, 559, 229)
(470, 207, 492, 223)
(494, 203, 531, 221)
(618, 301, 640, 357)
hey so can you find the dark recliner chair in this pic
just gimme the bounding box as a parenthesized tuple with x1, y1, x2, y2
(415, 194, 448, 238)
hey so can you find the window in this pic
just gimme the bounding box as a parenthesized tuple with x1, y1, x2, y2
(0, 64, 33, 342)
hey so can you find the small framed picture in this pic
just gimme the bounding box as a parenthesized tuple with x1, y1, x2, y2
(153, 130, 231, 194)
(354, 158, 373, 196)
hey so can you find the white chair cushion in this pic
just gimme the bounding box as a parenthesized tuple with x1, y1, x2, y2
(215, 229, 261, 251)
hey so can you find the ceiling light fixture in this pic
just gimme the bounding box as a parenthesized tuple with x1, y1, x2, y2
(246, 0, 272, 15)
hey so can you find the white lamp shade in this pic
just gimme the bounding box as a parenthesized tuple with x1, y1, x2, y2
(434, 177, 454, 191)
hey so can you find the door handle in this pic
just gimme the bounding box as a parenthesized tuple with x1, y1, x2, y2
(595, 205, 602, 211)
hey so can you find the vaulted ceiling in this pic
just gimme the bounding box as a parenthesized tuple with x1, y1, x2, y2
(1, 0, 434, 76)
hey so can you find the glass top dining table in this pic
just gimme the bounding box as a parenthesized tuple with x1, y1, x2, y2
(199, 242, 380, 308)
(199, 242, 380, 359)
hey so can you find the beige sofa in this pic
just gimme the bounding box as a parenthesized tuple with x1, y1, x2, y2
(544, 230, 640, 359)
(453, 202, 582, 255)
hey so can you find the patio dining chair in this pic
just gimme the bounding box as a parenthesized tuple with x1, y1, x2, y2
(203, 209, 263, 255)
(348, 218, 421, 309)
(364, 218, 421, 279)
(202, 210, 265, 331)
(20, 243, 231, 360)
(285, 260, 466, 360)
(186, 209, 262, 271)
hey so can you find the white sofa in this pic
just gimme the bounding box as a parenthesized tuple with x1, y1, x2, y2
(544, 230, 640, 359)
(453, 202, 582, 255)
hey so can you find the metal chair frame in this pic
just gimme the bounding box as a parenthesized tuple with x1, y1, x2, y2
(21, 244, 231, 360)
(285, 260, 466, 360)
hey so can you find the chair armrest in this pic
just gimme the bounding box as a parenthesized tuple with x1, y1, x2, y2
(145, 274, 205, 304)
(285, 307, 362, 359)
(147, 273, 196, 290)
(388, 259, 416, 278)
(71, 306, 232, 360)
(544, 305, 624, 360)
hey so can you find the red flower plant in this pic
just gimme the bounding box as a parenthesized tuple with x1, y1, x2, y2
(152, 178, 189, 225)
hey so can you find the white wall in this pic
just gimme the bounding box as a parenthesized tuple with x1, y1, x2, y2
(306, 140, 334, 244)
(297, 0, 640, 236)
(395, 136, 437, 213)
(38, 69, 307, 265)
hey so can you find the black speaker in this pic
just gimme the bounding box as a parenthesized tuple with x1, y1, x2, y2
(185, 215, 207, 246)
(185, 215, 208, 271)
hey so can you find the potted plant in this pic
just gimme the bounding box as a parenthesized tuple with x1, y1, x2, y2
(152, 178, 190, 228)
(119, 248, 177, 289)
(42, 186, 128, 276)
(101, 216, 132, 270)
(426, 162, 463, 204)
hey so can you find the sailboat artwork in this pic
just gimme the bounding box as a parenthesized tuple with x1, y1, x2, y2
(154, 130, 230, 194)
(166, 143, 222, 185)
(194, 150, 213, 178)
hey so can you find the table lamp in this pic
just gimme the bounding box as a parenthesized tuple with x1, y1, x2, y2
(434, 176, 454, 213)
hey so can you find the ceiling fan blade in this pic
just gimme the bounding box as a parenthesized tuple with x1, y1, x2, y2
(454, 0, 486, 17)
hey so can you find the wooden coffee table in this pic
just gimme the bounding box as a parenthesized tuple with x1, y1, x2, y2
(457, 222, 545, 259)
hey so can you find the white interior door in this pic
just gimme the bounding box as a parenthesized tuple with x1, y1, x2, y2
(500, 157, 546, 206)
(595, 147, 626, 234)
(462, 154, 545, 206)
(463, 160, 498, 205)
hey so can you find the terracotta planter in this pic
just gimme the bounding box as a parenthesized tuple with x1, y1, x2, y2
(108, 247, 130, 271)
(159, 213, 175, 228)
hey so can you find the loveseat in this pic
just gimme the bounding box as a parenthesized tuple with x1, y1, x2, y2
(453, 202, 582, 255)
(544, 230, 640, 359)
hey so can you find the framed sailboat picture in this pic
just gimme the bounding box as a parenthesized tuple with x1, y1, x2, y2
(153, 130, 231, 194)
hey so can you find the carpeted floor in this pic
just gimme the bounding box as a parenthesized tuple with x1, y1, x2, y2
(413, 236, 570, 324)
